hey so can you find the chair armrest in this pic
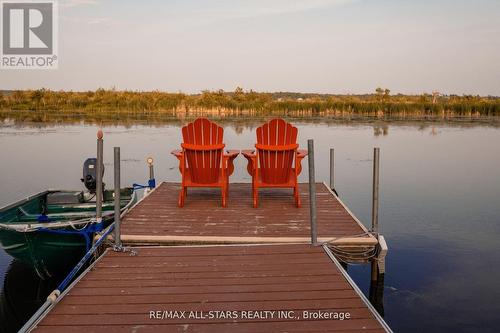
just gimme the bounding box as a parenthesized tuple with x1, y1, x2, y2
(223, 150, 239, 177)
(296, 149, 308, 176)
(241, 149, 257, 176)
(242, 149, 256, 158)
(171, 149, 183, 157)
(171, 149, 183, 174)
(224, 150, 240, 158)
(297, 149, 308, 158)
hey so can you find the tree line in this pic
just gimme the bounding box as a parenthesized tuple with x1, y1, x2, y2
(1, 87, 499, 116)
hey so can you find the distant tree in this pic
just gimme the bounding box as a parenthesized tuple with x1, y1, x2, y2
(383, 89, 390, 101)
(375, 87, 390, 102)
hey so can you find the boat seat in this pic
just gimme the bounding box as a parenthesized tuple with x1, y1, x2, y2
(46, 191, 84, 204)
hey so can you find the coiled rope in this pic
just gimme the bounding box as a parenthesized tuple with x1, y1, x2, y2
(322, 231, 379, 264)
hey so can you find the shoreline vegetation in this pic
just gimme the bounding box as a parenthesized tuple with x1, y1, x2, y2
(1, 88, 499, 123)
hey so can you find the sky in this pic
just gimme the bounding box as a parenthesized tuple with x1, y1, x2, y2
(1, 0, 500, 95)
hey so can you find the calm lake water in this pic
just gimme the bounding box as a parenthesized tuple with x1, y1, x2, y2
(1, 118, 500, 332)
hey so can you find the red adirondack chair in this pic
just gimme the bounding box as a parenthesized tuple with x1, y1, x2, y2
(171, 118, 239, 207)
(242, 118, 308, 208)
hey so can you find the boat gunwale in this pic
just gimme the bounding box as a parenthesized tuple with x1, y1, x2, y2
(0, 188, 138, 232)
(0, 190, 50, 213)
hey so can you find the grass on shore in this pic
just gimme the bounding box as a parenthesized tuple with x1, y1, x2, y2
(1, 88, 499, 122)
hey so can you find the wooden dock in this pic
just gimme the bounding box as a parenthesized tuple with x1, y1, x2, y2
(33, 244, 390, 332)
(29, 181, 390, 332)
(117, 182, 378, 246)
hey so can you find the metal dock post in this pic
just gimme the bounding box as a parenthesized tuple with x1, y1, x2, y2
(308, 139, 318, 245)
(330, 148, 335, 191)
(95, 130, 104, 222)
(371, 147, 380, 281)
(114, 147, 122, 249)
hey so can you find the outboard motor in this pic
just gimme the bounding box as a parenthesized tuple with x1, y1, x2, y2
(81, 158, 105, 193)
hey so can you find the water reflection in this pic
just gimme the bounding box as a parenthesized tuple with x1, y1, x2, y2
(2, 114, 500, 134)
(1, 119, 500, 332)
(341, 263, 385, 316)
(0, 260, 56, 333)
(374, 125, 389, 136)
(370, 273, 385, 316)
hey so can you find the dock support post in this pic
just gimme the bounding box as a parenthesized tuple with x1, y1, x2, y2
(308, 139, 318, 246)
(114, 147, 122, 249)
(371, 147, 380, 281)
(95, 130, 104, 223)
(329, 148, 335, 191)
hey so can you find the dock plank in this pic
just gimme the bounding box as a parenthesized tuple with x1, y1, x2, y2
(119, 183, 371, 244)
(34, 244, 388, 332)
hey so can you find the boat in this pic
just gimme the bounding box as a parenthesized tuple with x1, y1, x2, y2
(0, 159, 138, 279)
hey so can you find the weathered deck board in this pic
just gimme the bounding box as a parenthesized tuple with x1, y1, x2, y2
(120, 182, 371, 243)
(34, 244, 388, 332)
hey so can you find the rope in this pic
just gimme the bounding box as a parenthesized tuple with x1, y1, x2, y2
(321, 230, 379, 264)
(83, 193, 96, 203)
(56, 224, 114, 291)
(38, 222, 104, 252)
(68, 219, 91, 232)
(328, 245, 378, 264)
(320, 230, 377, 245)
(133, 178, 156, 190)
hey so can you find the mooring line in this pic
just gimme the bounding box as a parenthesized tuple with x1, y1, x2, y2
(18, 223, 115, 333)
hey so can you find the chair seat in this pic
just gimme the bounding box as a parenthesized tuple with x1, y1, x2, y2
(181, 168, 226, 187)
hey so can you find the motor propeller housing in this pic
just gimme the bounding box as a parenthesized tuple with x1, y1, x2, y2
(81, 158, 105, 193)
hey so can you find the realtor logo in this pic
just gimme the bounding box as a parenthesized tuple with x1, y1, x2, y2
(1, 0, 58, 69)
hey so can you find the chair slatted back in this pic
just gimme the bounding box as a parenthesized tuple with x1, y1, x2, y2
(181, 118, 224, 184)
(256, 119, 298, 184)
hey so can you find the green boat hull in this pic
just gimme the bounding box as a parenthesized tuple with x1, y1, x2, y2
(0, 229, 87, 279)
(0, 188, 137, 279)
